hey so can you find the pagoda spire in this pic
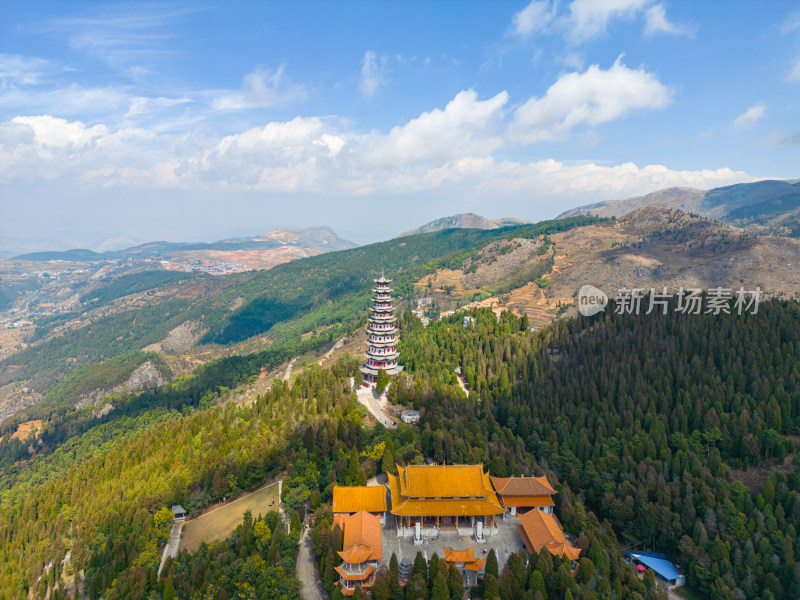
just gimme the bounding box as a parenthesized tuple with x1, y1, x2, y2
(360, 272, 403, 388)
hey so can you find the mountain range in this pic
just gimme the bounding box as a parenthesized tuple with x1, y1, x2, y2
(559, 179, 800, 234)
(12, 226, 358, 262)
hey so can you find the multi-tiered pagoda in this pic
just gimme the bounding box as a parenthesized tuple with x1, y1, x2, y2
(361, 273, 403, 387)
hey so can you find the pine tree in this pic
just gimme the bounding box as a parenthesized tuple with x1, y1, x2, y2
(485, 548, 499, 579)
(163, 579, 175, 600)
(431, 571, 450, 600)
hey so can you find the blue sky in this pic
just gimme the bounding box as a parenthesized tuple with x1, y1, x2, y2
(1, 1, 799, 249)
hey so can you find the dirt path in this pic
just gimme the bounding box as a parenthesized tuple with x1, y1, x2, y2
(283, 358, 298, 381)
(455, 368, 469, 396)
(318, 337, 346, 366)
(158, 521, 183, 577)
(356, 386, 396, 429)
(297, 526, 324, 600)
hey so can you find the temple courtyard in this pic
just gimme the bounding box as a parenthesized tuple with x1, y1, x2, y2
(380, 515, 526, 587)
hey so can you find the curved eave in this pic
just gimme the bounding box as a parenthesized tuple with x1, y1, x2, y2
(365, 353, 400, 361)
(335, 564, 376, 581)
(367, 339, 398, 347)
(361, 365, 404, 376)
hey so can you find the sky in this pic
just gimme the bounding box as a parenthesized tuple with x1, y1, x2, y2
(1, 0, 799, 250)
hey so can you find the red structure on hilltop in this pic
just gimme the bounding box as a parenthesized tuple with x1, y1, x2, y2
(361, 273, 403, 387)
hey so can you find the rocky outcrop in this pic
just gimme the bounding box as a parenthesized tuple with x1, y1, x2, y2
(74, 360, 167, 411)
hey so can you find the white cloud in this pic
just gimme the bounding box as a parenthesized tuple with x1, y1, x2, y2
(732, 102, 766, 130)
(567, 0, 650, 42)
(359, 50, 385, 99)
(366, 90, 508, 166)
(124, 96, 191, 119)
(46, 4, 209, 69)
(512, 1, 556, 37)
(213, 65, 307, 111)
(512, 0, 693, 43)
(782, 10, 800, 34)
(11, 115, 108, 148)
(510, 57, 672, 143)
(462, 159, 756, 199)
(0, 83, 135, 119)
(644, 4, 694, 37)
(0, 74, 758, 205)
(216, 117, 327, 156)
(0, 54, 52, 87)
(787, 58, 800, 82)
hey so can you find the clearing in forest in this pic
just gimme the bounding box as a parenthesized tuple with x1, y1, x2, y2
(179, 481, 281, 553)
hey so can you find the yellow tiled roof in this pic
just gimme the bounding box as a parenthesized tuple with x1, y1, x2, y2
(490, 475, 556, 496)
(339, 545, 374, 564)
(397, 464, 495, 498)
(388, 473, 505, 517)
(335, 511, 382, 563)
(333, 485, 388, 514)
(444, 547, 476, 563)
(443, 547, 486, 571)
(517, 510, 581, 561)
(335, 564, 376, 581)
(499, 495, 555, 508)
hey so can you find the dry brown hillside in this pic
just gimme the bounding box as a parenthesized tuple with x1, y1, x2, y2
(417, 205, 800, 323)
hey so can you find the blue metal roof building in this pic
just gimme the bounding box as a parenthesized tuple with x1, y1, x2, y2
(629, 552, 686, 587)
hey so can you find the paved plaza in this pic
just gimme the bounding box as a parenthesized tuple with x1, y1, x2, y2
(380, 515, 527, 586)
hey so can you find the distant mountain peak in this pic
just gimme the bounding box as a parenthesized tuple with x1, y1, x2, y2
(252, 226, 357, 248)
(400, 213, 530, 237)
(558, 179, 800, 232)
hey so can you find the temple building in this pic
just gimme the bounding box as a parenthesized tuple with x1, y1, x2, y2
(332, 485, 388, 524)
(517, 509, 581, 562)
(443, 547, 486, 585)
(361, 274, 403, 387)
(489, 475, 556, 516)
(333, 511, 383, 596)
(388, 464, 505, 541)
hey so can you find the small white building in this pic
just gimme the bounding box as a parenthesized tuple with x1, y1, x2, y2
(401, 410, 420, 424)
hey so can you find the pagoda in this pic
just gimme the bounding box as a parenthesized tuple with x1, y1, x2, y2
(361, 273, 403, 387)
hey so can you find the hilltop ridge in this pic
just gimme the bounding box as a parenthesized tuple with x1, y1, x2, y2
(400, 213, 530, 237)
(559, 179, 800, 234)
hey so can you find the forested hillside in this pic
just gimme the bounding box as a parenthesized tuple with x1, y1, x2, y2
(391, 302, 800, 599)
(0, 216, 599, 427)
(4, 290, 800, 599)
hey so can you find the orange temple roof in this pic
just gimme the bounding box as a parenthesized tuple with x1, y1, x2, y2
(332, 486, 388, 514)
(490, 475, 556, 496)
(335, 564, 376, 582)
(444, 547, 476, 563)
(517, 510, 581, 561)
(336, 511, 382, 564)
(500, 495, 555, 508)
(388, 471, 505, 517)
(443, 547, 486, 572)
(397, 464, 496, 498)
